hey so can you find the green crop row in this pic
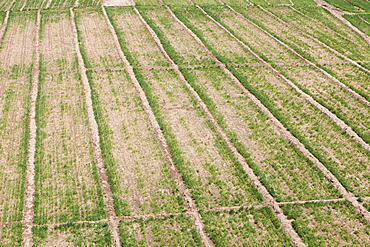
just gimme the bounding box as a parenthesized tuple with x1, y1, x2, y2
(0, 74, 31, 222)
(344, 14, 370, 36)
(106, 6, 263, 209)
(138, 6, 340, 202)
(201, 207, 293, 246)
(0, 224, 22, 246)
(220, 6, 370, 144)
(170, 6, 370, 197)
(33, 223, 111, 246)
(119, 215, 202, 246)
(281, 201, 370, 246)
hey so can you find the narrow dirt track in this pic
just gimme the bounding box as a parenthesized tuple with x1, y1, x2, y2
(101, 6, 215, 247)
(21, 10, 40, 247)
(139, 5, 306, 247)
(200, 6, 370, 154)
(195, 4, 370, 224)
(69, 8, 121, 247)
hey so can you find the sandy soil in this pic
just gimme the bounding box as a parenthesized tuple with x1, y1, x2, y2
(0, 12, 36, 73)
(34, 72, 103, 224)
(39, 12, 76, 72)
(89, 70, 182, 216)
(0, 75, 30, 222)
(213, 8, 309, 67)
(138, 7, 215, 67)
(103, 0, 134, 6)
(74, 9, 122, 68)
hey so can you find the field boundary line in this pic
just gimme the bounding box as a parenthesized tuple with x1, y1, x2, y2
(19, 0, 27, 11)
(285, 6, 370, 74)
(231, 5, 370, 106)
(195, 5, 370, 224)
(101, 7, 213, 247)
(0, 10, 9, 41)
(314, 0, 370, 43)
(202, 6, 370, 153)
(227, 5, 370, 150)
(138, 6, 305, 247)
(70, 8, 121, 247)
(45, 0, 53, 9)
(21, 10, 40, 247)
(277, 198, 347, 205)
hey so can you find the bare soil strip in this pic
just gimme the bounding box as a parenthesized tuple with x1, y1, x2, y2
(0, 11, 9, 40)
(139, 6, 305, 247)
(314, 0, 370, 43)
(230, 5, 370, 108)
(21, 10, 40, 247)
(70, 8, 120, 247)
(195, 5, 370, 224)
(277, 198, 347, 205)
(200, 6, 370, 154)
(101, 7, 213, 247)
(45, 0, 53, 8)
(19, 0, 26, 10)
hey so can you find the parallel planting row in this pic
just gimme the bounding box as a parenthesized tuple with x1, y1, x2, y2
(0, 3, 369, 246)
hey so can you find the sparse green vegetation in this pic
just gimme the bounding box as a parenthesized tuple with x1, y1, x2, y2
(119, 215, 202, 246)
(202, 207, 294, 246)
(281, 201, 370, 246)
(1, 2, 370, 246)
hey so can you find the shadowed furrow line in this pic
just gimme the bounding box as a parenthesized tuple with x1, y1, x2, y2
(135, 5, 306, 247)
(21, 10, 40, 247)
(101, 6, 214, 247)
(69, 8, 121, 247)
(195, 4, 370, 223)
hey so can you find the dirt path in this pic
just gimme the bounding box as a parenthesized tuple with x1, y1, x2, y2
(69, 8, 121, 247)
(195, 4, 370, 224)
(230, 5, 370, 108)
(21, 10, 40, 247)
(101, 6, 214, 247)
(103, 0, 134, 6)
(0, 11, 9, 41)
(314, 0, 370, 44)
(200, 6, 370, 154)
(140, 5, 306, 247)
(45, 0, 53, 8)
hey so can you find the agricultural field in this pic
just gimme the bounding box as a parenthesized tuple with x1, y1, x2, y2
(0, 0, 369, 245)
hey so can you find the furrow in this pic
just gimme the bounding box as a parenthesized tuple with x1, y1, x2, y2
(21, 10, 40, 247)
(138, 6, 306, 247)
(195, 4, 370, 223)
(232, 5, 370, 108)
(200, 6, 370, 153)
(69, 8, 121, 247)
(101, 6, 213, 247)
